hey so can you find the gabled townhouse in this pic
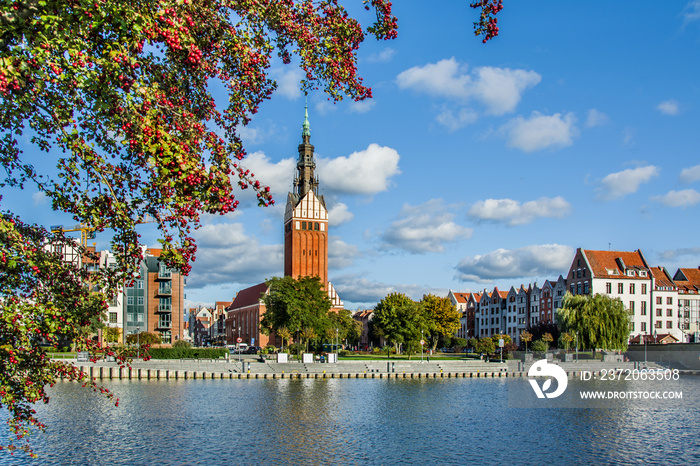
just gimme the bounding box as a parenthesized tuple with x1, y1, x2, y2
(567, 248, 653, 339)
(352, 309, 374, 349)
(672, 267, 700, 342)
(448, 291, 478, 340)
(515, 285, 529, 343)
(649, 266, 682, 341)
(540, 280, 555, 324)
(448, 291, 469, 339)
(476, 291, 490, 338)
(505, 287, 519, 342)
(529, 283, 541, 327)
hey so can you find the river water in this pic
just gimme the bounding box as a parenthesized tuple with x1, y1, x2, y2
(1, 376, 699, 465)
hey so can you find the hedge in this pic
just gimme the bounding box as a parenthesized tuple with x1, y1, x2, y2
(146, 347, 229, 359)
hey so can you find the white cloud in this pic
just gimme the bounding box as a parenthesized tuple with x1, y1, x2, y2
(32, 191, 47, 206)
(503, 112, 578, 152)
(586, 109, 609, 128)
(659, 247, 700, 261)
(657, 99, 680, 115)
(622, 127, 635, 146)
(683, 1, 700, 26)
(189, 223, 283, 288)
(328, 236, 361, 269)
(271, 67, 304, 100)
(680, 164, 700, 184)
(396, 58, 540, 115)
(331, 274, 441, 306)
(436, 107, 478, 131)
(328, 202, 354, 226)
(367, 47, 396, 63)
(596, 165, 660, 201)
(318, 143, 401, 195)
(651, 189, 700, 208)
(381, 199, 473, 254)
(235, 151, 295, 206)
(468, 196, 571, 226)
(349, 99, 376, 114)
(455, 244, 574, 282)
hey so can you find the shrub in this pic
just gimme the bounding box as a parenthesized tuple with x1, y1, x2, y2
(146, 347, 228, 359)
(172, 340, 191, 349)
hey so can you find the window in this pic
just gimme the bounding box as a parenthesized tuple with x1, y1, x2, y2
(159, 297, 172, 311)
(641, 284, 647, 294)
(302, 221, 307, 230)
(606, 282, 612, 294)
(137, 297, 144, 306)
(656, 297, 662, 305)
(667, 297, 673, 305)
(655, 321, 662, 329)
(656, 309, 662, 317)
(641, 302, 647, 315)
(577, 283, 582, 295)
(109, 312, 117, 324)
(666, 321, 672, 329)
(629, 301, 635, 312)
(136, 280, 144, 289)
(630, 283, 635, 294)
(314, 222, 319, 231)
(127, 296, 134, 305)
(618, 283, 624, 294)
(641, 322, 647, 332)
(667, 309, 672, 317)
(161, 330, 172, 344)
(584, 282, 589, 294)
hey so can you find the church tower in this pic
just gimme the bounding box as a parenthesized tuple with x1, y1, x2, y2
(284, 105, 329, 284)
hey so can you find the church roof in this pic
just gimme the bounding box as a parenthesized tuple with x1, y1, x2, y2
(226, 282, 268, 310)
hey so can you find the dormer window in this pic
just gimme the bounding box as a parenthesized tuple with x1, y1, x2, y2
(639, 271, 647, 277)
(627, 270, 635, 277)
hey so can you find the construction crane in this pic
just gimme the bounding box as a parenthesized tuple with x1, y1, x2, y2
(51, 214, 157, 248)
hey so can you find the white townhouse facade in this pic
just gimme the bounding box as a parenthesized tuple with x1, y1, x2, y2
(649, 266, 682, 341)
(567, 248, 653, 339)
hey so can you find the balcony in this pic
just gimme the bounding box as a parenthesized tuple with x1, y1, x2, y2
(156, 305, 172, 313)
(156, 285, 172, 296)
(156, 321, 172, 330)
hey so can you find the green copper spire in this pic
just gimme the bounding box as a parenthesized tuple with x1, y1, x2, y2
(302, 102, 310, 140)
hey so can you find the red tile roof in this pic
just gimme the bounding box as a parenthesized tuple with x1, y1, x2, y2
(452, 292, 469, 304)
(675, 267, 700, 293)
(583, 249, 650, 279)
(650, 266, 676, 290)
(226, 283, 268, 310)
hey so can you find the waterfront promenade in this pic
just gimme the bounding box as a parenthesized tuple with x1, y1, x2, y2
(63, 356, 648, 381)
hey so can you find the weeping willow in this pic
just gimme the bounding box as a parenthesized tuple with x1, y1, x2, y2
(558, 293, 631, 351)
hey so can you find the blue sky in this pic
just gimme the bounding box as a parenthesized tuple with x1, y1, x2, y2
(10, 1, 700, 310)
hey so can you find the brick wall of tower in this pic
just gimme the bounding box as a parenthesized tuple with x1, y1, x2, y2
(285, 221, 327, 285)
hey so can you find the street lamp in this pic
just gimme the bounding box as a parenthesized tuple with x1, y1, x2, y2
(238, 326, 241, 363)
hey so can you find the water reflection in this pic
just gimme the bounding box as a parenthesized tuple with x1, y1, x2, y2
(0, 377, 699, 465)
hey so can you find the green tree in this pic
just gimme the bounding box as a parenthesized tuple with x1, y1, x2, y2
(372, 293, 426, 355)
(276, 327, 292, 351)
(520, 331, 533, 352)
(531, 339, 548, 354)
(541, 332, 554, 350)
(0, 0, 499, 455)
(557, 293, 631, 351)
(473, 337, 495, 357)
(327, 309, 361, 348)
(260, 276, 332, 348)
(102, 327, 121, 344)
(560, 332, 575, 352)
(421, 294, 460, 352)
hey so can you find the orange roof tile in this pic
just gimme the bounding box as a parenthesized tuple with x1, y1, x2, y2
(583, 249, 650, 279)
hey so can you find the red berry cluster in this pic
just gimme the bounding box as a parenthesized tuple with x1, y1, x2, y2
(470, 0, 503, 43)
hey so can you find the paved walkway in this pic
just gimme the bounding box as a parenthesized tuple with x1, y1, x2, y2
(62, 357, 653, 380)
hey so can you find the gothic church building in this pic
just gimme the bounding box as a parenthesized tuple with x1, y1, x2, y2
(225, 108, 343, 347)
